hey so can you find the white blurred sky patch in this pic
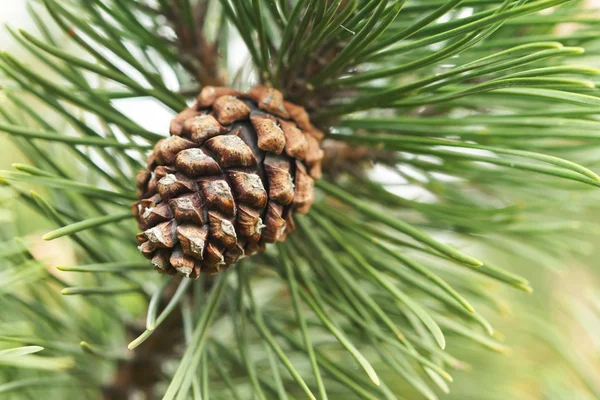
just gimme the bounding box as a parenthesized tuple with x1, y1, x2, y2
(0, 1, 33, 49)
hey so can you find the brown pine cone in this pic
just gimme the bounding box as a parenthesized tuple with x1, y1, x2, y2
(133, 86, 324, 278)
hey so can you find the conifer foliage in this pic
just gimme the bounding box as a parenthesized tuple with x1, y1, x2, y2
(1, 0, 600, 399)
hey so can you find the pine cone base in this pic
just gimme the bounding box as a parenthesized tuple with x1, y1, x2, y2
(133, 86, 324, 277)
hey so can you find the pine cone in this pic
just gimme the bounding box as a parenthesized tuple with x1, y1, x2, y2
(133, 86, 324, 278)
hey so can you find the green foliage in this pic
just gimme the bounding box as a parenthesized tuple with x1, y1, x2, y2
(1, 0, 600, 399)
